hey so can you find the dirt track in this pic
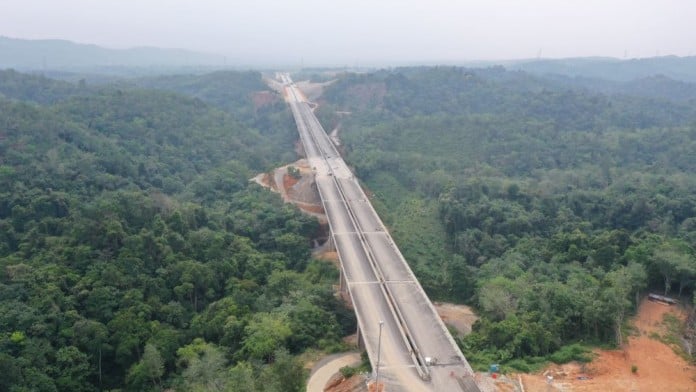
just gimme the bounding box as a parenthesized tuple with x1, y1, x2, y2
(307, 352, 362, 392)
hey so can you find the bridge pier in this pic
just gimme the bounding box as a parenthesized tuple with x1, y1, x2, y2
(283, 74, 480, 391)
(339, 264, 348, 296)
(327, 232, 335, 251)
(356, 324, 366, 351)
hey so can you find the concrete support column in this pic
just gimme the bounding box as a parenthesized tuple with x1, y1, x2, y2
(328, 234, 336, 251)
(357, 325, 366, 350)
(339, 268, 347, 294)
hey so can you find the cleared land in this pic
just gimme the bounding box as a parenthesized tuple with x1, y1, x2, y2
(520, 298, 696, 391)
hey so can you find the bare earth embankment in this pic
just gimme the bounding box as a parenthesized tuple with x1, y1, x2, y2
(252, 159, 326, 222)
(520, 298, 696, 391)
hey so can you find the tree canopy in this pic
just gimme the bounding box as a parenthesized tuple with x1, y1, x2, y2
(0, 69, 354, 391)
(319, 66, 696, 370)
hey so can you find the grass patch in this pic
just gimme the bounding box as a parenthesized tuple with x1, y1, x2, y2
(622, 319, 640, 338)
(549, 343, 594, 364)
(651, 313, 691, 362)
(502, 357, 547, 373)
(320, 340, 353, 354)
(339, 351, 372, 378)
(460, 343, 595, 374)
(390, 198, 451, 264)
(339, 365, 358, 378)
(362, 174, 456, 300)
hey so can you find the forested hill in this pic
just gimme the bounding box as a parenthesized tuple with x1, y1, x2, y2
(0, 69, 88, 104)
(323, 66, 696, 124)
(134, 71, 268, 111)
(0, 70, 353, 391)
(321, 67, 696, 177)
(507, 55, 696, 83)
(132, 71, 291, 136)
(536, 73, 696, 103)
(318, 66, 696, 370)
(0, 36, 226, 69)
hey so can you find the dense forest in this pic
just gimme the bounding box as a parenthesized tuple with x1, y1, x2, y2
(4, 61, 696, 390)
(317, 66, 696, 370)
(0, 69, 354, 391)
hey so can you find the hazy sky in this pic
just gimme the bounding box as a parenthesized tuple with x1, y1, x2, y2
(2, 0, 695, 65)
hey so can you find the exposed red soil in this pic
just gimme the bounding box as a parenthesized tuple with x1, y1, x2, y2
(295, 202, 324, 215)
(519, 298, 696, 392)
(283, 173, 299, 189)
(327, 374, 367, 392)
(254, 160, 325, 218)
(366, 381, 384, 392)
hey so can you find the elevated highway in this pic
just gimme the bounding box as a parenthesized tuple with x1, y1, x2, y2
(279, 74, 479, 392)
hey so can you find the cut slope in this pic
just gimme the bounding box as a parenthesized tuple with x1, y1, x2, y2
(520, 298, 696, 392)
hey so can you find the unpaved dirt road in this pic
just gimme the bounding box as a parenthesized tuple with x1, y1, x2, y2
(307, 352, 361, 392)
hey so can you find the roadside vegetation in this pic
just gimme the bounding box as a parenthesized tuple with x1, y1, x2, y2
(317, 66, 696, 371)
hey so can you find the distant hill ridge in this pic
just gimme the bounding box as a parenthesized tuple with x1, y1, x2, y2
(4, 36, 696, 83)
(0, 36, 227, 69)
(505, 55, 696, 83)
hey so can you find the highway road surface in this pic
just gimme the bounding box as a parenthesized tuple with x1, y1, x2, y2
(279, 73, 480, 392)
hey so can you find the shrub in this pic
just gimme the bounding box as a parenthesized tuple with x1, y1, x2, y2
(503, 357, 548, 373)
(548, 343, 593, 364)
(340, 365, 357, 378)
(505, 359, 532, 372)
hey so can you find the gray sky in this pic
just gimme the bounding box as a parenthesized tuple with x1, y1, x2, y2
(2, 0, 695, 66)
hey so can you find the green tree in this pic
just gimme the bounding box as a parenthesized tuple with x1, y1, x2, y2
(241, 313, 292, 361)
(652, 242, 693, 295)
(478, 276, 520, 321)
(72, 319, 109, 386)
(258, 349, 305, 392)
(143, 343, 164, 388)
(172, 260, 216, 312)
(274, 233, 310, 271)
(287, 299, 338, 351)
(52, 346, 92, 392)
(227, 361, 257, 392)
(176, 339, 228, 392)
(604, 263, 646, 345)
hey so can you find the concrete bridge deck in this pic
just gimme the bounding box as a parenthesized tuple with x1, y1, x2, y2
(280, 73, 479, 392)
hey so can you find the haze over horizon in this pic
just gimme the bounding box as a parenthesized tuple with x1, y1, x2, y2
(2, 0, 695, 66)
